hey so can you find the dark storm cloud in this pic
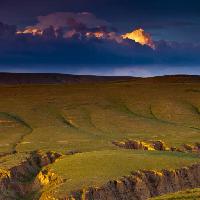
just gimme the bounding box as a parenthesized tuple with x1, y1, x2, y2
(34, 12, 110, 30)
(1, 0, 200, 42)
(25, 12, 114, 38)
(0, 22, 16, 38)
(0, 33, 148, 66)
(0, 0, 200, 75)
(0, 24, 199, 68)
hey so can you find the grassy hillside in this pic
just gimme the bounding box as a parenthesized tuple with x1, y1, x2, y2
(40, 150, 199, 198)
(150, 188, 200, 200)
(0, 75, 199, 199)
(0, 76, 199, 154)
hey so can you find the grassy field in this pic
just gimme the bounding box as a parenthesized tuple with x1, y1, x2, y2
(150, 188, 200, 200)
(0, 76, 199, 199)
(40, 150, 199, 198)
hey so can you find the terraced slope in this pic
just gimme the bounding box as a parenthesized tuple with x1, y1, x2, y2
(0, 75, 199, 199)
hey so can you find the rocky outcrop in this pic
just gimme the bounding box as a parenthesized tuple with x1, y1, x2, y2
(182, 143, 200, 152)
(0, 151, 62, 200)
(112, 140, 200, 153)
(35, 169, 63, 187)
(112, 140, 169, 151)
(66, 163, 200, 200)
(1, 150, 199, 200)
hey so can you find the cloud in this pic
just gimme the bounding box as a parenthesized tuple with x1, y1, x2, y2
(35, 12, 110, 29)
(1, 32, 200, 68)
(17, 12, 116, 40)
(0, 22, 16, 39)
(122, 28, 155, 49)
(0, 13, 200, 73)
(17, 12, 156, 49)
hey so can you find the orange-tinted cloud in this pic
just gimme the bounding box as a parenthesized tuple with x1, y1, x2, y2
(16, 12, 111, 40)
(17, 27, 43, 36)
(16, 12, 155, 49)
(122, 28, 155, 49)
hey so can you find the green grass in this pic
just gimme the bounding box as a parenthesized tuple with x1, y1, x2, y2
(40, 149, 199, 197)
(0, 77, 199, 199)
(150, 188, 200, 200)
(0, 152, 30, 170)
(0, 80, 199, 154)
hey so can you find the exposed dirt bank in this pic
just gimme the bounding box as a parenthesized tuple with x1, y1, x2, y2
(112, 140, 200, 153)
(65, 163, 200, 200)
(0, 151, 62, 199)
(1, 150, 200, 200)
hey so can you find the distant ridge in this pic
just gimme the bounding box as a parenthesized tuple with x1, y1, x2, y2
(0, 73, 134, 85)
(142, 74, 200, 83)
(0, 73, 199, 85)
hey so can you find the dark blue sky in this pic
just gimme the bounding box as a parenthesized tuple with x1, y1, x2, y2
(1, 0, 200, 42)
(0, 0, 200, 76)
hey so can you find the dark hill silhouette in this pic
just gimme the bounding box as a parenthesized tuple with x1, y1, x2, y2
(0, 73, 134, 85)
(0, 73, 199, 85)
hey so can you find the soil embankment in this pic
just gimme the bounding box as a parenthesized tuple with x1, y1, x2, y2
(66, 163, 200, 200)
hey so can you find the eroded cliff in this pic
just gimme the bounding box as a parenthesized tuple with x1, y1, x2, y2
(66, 163, 200, 200)
(0, 151, 62, 199)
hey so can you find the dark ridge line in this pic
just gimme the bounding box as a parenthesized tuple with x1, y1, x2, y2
(0, 112, 33, 155)
(120, 103, 173, 125)
(149, 105, 158, 120)
(0, 152, 14, 159)
(0, 73, 199, 86)
(12, 128, 33, 154)
(53, 109, 102, 139)
(187, 102, 200, 115)
(42, 106, 78, 130)
(59, 114, 77, 129)
(81, 107, 107, 138)
(118, 103, 200, 133)
(149, 105, 176, 125)
(0, 112, 32, 130)
(149, 105, 200, 132)
(117, 103, 154, 120)
(185, 89, 200, 93)
(182, 102, 200, 131)
(0, 72, 135, 85)
(188, 126, 200, 131)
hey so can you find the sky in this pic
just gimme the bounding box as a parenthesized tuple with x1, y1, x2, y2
(0, 0, 200, 76)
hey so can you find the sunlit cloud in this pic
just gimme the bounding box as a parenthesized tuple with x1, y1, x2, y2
(16, 12, 155, 49)
(122, 28, 155, 49)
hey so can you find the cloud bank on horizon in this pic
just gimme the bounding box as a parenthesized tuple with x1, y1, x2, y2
(0, 11, 200, 76)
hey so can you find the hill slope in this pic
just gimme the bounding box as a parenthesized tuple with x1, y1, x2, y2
(0, 74, 199, 200)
